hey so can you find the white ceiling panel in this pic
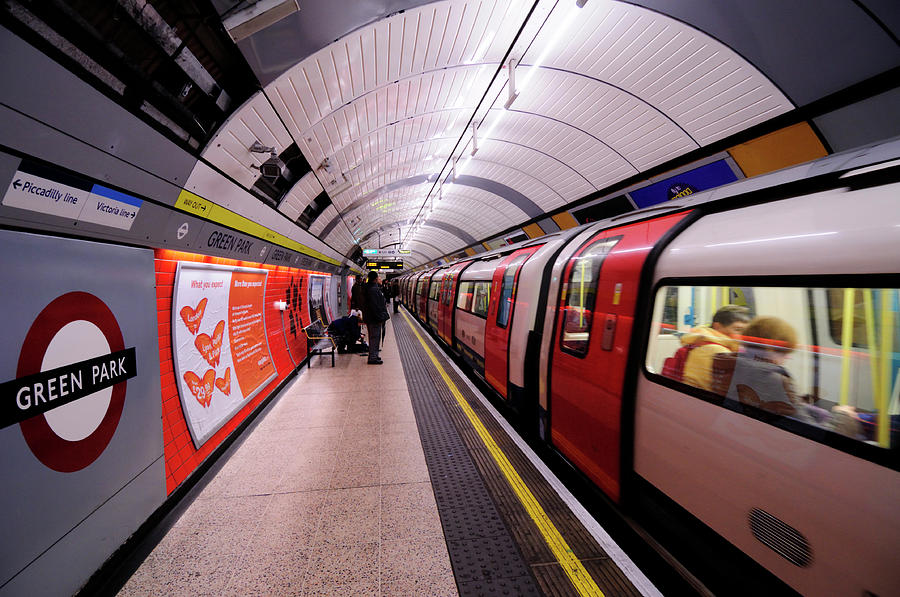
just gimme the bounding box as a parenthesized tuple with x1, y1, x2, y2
(484, 109, 639, 189)
(433, 188, 519, 234)
(278, 172, 324, 222)
(461, 158, 566, 212)
(513, 69, 698, 171)
(528, 0, 792, 145)
(309, 204, 339, 236)
(295, 66, 494, 168)
(474, 141, 595, 201)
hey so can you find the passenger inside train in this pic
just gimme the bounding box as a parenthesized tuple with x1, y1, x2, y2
(663, 304, 751, 390)
(647, 285, 899, 449)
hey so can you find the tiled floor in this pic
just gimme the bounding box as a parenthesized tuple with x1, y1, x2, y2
(119, 320, 459, 597)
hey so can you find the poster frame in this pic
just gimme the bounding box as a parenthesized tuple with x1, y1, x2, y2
(171, 262, 277, 447)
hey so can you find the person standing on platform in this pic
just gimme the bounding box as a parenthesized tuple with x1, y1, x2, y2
(392, 279, 400, 313)
(361, 271, 389, 364)
(349, 274, 365, 315)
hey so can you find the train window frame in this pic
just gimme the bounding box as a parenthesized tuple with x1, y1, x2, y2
(472, 281, 491, 318)
(457, 281, 474, 311)
(559, 236, 622, 357)
(497, 253, 530, 329)
(642, 275, 900, 472)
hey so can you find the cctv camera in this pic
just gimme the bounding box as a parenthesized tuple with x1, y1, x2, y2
(260, 155, 287, 180)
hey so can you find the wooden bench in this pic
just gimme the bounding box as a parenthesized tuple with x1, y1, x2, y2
(302, 319, 335, 367)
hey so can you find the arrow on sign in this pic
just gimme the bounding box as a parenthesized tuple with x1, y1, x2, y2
(13, 179, 22, 190)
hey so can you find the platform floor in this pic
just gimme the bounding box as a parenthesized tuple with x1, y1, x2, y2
(116, 309, 660, 596)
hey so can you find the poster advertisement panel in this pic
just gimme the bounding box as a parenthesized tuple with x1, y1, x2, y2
(172, 263, 277, 447)
(308, 274, 328, 325)
(628, 159, 739, 208)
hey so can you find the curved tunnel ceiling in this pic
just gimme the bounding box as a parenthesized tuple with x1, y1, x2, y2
(200, 0, 896, 268)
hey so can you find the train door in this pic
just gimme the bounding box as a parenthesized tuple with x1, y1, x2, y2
(548, 213, 689, 502)
(485, 247, 540, 399)
(439, 262, 469, 345)
(427, 269, 446, 333)
(416, 271, 432, 321)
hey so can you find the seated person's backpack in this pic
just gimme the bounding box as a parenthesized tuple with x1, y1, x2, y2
(661, 342, 707, 381)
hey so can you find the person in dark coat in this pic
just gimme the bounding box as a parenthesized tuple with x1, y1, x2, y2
(327, 311, 363, 353)
(392, 279, 400, 313)
(349, 274, 365, 318)
(360, 271, 389, 364)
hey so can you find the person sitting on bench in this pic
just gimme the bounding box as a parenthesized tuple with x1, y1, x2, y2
(328, 310, 366, 353)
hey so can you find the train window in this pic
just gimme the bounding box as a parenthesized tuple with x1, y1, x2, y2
(497, 254, 529, 328)
(560, 238, 620, 355)
(457, 281, 474, 311)
(429, 279, 441, 300)
(645, 284, 899, 455)
(472, 281, 491, 317)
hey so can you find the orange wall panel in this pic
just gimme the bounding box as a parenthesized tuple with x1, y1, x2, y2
(522, 223, 545, 238)
(728, 122, 828, 178)
(552, 212, 579, 230)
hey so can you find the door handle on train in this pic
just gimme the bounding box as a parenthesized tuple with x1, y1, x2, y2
(601, 314, 617, 351)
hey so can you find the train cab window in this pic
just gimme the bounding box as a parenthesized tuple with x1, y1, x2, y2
(645, 284, 899, 457)
(560, 238, 620, 355)
(497, 254, 529, 328)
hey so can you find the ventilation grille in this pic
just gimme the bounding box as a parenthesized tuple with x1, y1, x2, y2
(749, 508, 813, 568)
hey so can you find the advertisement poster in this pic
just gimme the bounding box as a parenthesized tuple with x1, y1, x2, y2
(308, 275, 328, 325)
(172, 263, 277, 447)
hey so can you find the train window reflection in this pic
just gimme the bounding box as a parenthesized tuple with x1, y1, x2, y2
(473, 281, 491, 317)
(646, 284, 899, 453)
(457, 281, 473, 311)
(560, 237, 620, 355)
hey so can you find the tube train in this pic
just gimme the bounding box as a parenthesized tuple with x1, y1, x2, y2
(395, 139, 900, 597)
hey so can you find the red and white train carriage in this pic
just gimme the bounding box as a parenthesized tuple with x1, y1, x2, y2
(397, 138, 900, 596)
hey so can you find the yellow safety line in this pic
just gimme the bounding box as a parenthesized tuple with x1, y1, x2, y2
(400, 310, 605, 597)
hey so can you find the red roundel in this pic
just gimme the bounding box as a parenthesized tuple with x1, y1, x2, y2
(16, 292, 127, 472)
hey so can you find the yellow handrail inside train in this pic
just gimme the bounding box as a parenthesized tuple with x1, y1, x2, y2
(878, 290, 894, 447)
(840, 288, 855, 406)
(864, 289, 880, 409)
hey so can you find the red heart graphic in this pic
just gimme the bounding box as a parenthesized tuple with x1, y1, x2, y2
(180, 298, 207, 335)
(195, 320, 225, 368)
(215, 367, 231, 396)
(183, 368, 216, 407)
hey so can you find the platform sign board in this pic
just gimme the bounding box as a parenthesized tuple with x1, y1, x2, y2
(2, 161, 143, 230)
(629, 159, 739, 208)
(0, 230, 163, 591)
(172, 263, 277, 447)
